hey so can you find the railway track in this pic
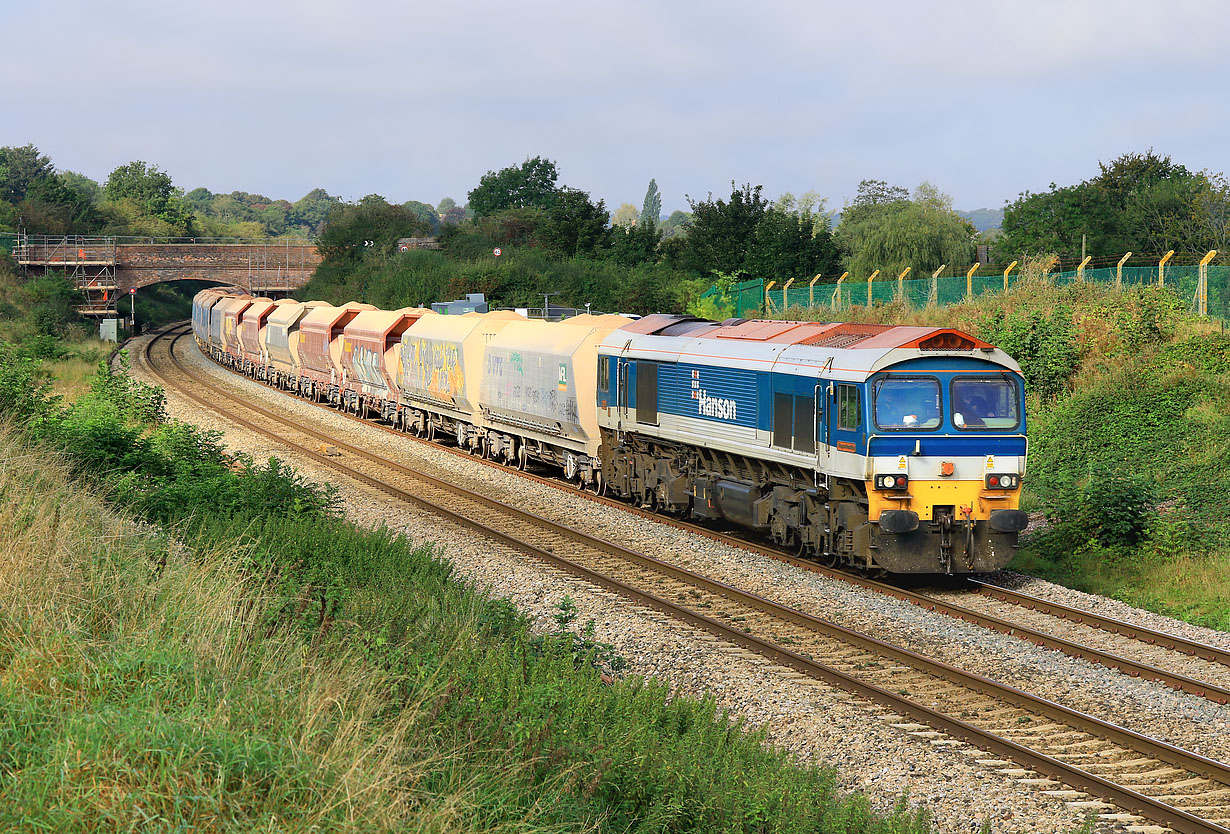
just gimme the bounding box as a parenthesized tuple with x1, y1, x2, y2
(143, 324, 1230, 833)
(155, 325, 1230, 710)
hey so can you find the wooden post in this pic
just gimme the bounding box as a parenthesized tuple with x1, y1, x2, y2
(1116, 252, 1132, 290)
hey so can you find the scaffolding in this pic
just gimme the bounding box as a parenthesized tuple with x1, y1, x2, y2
(14, 232, 119, 315)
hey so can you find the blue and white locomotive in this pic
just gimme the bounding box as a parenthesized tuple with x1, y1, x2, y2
(595, 316, 1028, 574)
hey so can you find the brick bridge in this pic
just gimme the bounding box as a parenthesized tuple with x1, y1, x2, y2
(14, 234, 321, 315)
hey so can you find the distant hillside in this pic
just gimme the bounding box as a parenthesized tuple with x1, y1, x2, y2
(957, 207, 1003, 232)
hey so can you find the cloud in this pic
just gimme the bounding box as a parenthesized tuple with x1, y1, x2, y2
(6, 0, 1229, 212)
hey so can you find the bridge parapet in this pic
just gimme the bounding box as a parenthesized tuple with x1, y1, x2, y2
(14, 234, 321, 314)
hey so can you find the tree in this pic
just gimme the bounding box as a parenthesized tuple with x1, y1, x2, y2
(744, 195, 841, 283)
(316, 195, 432, 261)
(437, 197, 457, 214)
(537, 187, 609, 257)
(640, 178, 662, 229)
(104, 160, 193, 233)
(611, 202, 639, 228)
(660, 210, 691, 240)
(683, 182, 768, 275)
(403, 200, 440, 234)
(467, 156, 560, 217)
(291, 188, 340, 235)
(997, 150, 1223, 260)
(58, 171, 102, 207)
(0, 144, 54, 204)
(836, 183, 976, 278)
(841, 179, 909, 227)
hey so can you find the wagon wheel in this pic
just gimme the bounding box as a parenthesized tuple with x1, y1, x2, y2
(517, 441, 528, 471)
(593, 468, 606, 497)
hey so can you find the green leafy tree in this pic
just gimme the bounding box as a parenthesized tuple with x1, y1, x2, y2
(58, 171, 102, 207)
(640, 178, 662, 230)
(660, 209, 691, 240)
(0, 144, 54, 204)
(291, 188, 340, 236)
(611, 202, 639, 228)
(998, 150, 1225, 259)
(467, 156, 560, 217)
(316, 195, 432, 262)
(744, 194, 841, 283)
(836, 182, 976, 278)
(403, 200, 440, 234)
(537, 188, 610, 256)
(683, 182, 767, 275)
(104, 160, 193, 233)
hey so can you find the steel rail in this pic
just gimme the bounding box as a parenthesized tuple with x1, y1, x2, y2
(173, 324, 1230, 704)
(146, 326, 1230, 834)
(968, 579, 1230, 667)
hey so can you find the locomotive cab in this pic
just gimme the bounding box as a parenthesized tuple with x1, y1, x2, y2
(860, 359, 1028, 574)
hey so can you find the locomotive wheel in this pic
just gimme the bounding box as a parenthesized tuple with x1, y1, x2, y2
(594, 469, 606, 497)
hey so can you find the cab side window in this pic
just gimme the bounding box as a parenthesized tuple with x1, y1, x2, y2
(837, 384, 861, 430)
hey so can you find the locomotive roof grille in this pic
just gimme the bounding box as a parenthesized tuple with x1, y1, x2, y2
(800, 323, 891, 349)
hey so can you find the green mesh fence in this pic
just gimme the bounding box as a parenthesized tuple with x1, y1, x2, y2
(741, 262, 1230, 322)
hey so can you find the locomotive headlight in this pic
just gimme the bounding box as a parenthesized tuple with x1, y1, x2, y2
(986, 473, 1019, 490)
(875, 474, 909, 491)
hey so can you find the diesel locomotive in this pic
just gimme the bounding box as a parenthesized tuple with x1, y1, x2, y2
(192, 288, 1028, 574)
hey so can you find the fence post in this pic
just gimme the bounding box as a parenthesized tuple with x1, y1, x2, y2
(1198, 250, 1218, 316)
(866, 270, 880, 307)
(1159, 250, 1174, 286)
(896, 267, 911, 304)
(831, 272, 848, 311)
(780, 277, 796, 311)
(764, 280, 777, 315)
(1003, 260, 1018, 291)
(965, 264, 979, 301)
(1076, 255, 1091, 282)
(1117, 252, 1132, 290)
(929, 265, 944, 308)
(809, 274, 821, 308)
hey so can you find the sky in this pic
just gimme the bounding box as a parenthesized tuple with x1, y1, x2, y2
(6, 0, 1229, 216)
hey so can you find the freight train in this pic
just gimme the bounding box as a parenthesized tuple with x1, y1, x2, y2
(192, 288, 1029, 575)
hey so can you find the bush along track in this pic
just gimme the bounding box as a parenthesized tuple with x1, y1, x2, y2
(0, 349, 930, 833)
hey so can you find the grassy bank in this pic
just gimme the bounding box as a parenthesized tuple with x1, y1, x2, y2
(0, 350, 929, 832)
(788, 276, 1230, 629)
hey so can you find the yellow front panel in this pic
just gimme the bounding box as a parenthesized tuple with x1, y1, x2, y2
(867, 479, 1020, 522)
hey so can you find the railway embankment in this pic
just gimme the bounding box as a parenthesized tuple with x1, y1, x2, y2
(0, 349, 933, 832)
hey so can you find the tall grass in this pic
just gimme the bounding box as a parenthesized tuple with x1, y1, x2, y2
(0, 375, 932, 834)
